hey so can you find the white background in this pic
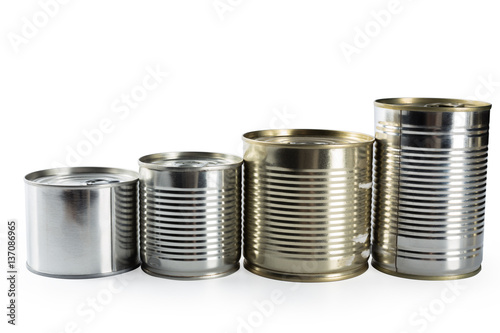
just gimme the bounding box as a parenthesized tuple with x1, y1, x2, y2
(1, 1, 499, 332)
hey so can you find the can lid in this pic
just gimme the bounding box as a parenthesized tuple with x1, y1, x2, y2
(138, 152, 243, 171)
(375, 98, 491, 112)
(25, 167, 138, 188)
(243, 129, 374, 148)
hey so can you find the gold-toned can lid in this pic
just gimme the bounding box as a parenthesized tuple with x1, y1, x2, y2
(243, 129, 374, 148)
(375, 97, 491, 112)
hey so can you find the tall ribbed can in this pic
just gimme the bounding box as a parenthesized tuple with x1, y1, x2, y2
(372, 98, 491, 280)
(243, 129, 374, 282)
(139, 152, 243, 280)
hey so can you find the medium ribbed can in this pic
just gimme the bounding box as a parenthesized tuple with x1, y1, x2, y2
(372, 98, 491, 280)
(243, 129, 374, 282)
(139, 152, 243, 280)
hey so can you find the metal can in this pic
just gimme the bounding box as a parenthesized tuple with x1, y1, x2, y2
(25, 167, 140, 279)
(243, 129, 374, 282)
(138, 152, 243, 279)
(372, 98, 491, 280)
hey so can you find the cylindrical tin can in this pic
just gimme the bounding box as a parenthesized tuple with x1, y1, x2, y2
(243, 129, 374, 282)
(25, 167, 140, 279)
(138, 152, 243, 280)
(372, 98, 491, 280)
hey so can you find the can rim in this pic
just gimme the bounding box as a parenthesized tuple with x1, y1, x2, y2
(242, 129, 374, 148)
(138, 151, 243, 171)
(24, 167, 139, 188)
(374, 97, 491, 112)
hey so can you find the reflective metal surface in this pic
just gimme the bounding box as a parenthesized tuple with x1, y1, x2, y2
(139, 152, 242, 280)
(372, 98, 491, 279)
(243, 129, 374, 282)
(25, 167, 140, 279)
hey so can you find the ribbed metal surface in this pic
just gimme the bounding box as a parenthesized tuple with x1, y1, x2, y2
(114, 183, 140, 267)
(141, 184, 240, 262)
(243, 129, 374, 282)
(139, 152, 242, 279)
(372, 98, 491, 279)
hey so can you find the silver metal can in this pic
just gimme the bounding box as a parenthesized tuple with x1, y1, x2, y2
(138, 152, 243, 280)
(243, 129, 374, 282)
(372, 98, 491, 280)
(25, 167, 140, 279)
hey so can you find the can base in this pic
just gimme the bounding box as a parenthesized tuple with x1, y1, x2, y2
(244, 260, 368, 282)
(371, 261, 482, 281)
(141, 263, 240, 280)
(26, 262, 140, 279)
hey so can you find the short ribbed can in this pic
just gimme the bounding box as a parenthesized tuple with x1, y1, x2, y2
(25, 167, 140, 279)
(372, 98, 491, 280)
(139, 152, 243, 280)
(243, 129, 374, 282)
